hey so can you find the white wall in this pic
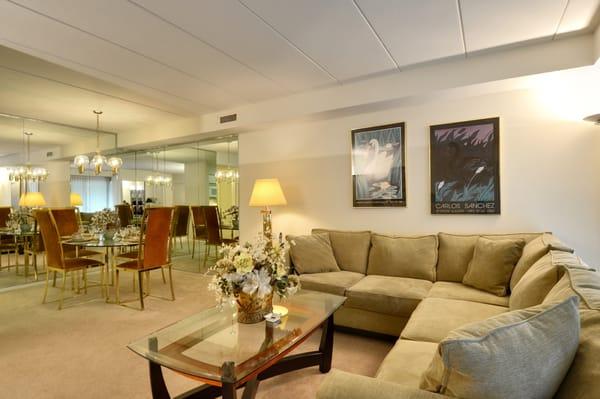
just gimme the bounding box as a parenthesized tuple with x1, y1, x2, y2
(239, 88, 600, 264)
(41, 161, 70, 207)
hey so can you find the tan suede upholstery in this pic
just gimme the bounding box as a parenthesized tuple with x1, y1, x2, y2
(367, 234, 437, 281)
(462, 237, 524, 296)
(401, 297, 507, 343)
(510, 233, 573, 290)
(312, 229, 371, 274)
(509, 252, 564, 310)
(376, 340, 438, 387)
(298, 271, 363, 296)
(346, 275, 432, 317)
(333, 306, 409, 337)
(420, 297, 580, 399)
(288, 233, 340, 274)
(427, 281, 509, 307)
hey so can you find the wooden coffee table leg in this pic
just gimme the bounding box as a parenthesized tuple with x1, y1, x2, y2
(241, 378, 259, 399)
(319, 314, 334, 373)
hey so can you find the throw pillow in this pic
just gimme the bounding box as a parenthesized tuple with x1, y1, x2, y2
(510, 233, 573, 290)
(462, 237, 524, 296)
(287, 233, 340, 274)
(420, 296, 581, 399)
(312, 229, 371, 274)
(366, 234, 437, 281)
(509, 252, 563, 310)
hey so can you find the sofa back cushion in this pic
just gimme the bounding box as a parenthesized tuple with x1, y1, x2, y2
(367, 234, 437, 281)
(312, 229, 371, 274)
(287, 233, 340, 274)
(437, 232, 541, 283)
(510, 233, 573, 290)
(462, 237, 525, 296)
(546, 267, 600, 398)
(420, 297, 580, 399)
(509, 251, 564, 310)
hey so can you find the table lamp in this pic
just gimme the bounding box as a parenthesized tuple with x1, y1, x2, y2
(249, 178, 287, 240)
(18, 192, 46, 208)
(70, 192, 83, 207)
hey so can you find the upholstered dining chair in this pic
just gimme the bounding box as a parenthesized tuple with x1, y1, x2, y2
(115, 207, 175, 310)
(115, 203, 133, 228)
(171, 205, 190, 252)
(202, 206, 237, 268)
(50, 207, 100, 258)
(0, 206, 16, 270)
(36, 209, 103, 310)
(190, 205, 208, 259)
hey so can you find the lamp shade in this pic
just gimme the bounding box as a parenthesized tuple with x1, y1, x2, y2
(249, 178, 287, 207)
(70, 192, 83, 206)
(18, 192, 46, 208)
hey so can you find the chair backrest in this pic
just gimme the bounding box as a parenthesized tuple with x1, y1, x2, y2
(0, 207, 11, 228)
(173, 205, 190, 237)
(35, 209, 64, 269)
(50, 208, 79, 236)
(202, 206, 222, 245)
(140, 207, 173, 268)
(115, 204, 133, 227)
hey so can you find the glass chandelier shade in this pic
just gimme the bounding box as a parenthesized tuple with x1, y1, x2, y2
(9, 129, 49, 183)
(215, 140, 238, 183)
(73, 110, 122, 176)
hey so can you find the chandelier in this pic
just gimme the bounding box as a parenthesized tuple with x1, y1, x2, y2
(215, 140, 238, 182)
(145, 151, 172, 187)
(8, 125, 48, 183)
(73, 110, 122, 176)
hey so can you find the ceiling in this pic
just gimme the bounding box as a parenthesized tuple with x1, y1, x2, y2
(0, 0, 598, 137)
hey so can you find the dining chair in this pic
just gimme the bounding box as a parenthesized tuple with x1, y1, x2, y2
(202, 206, 237, 268)
(36, 209, 103, 310)
(0, 206, 16, 270)
(190, 205, 207, 259)
(171, 205, 190, 252)
(50, 207, 100, 258)
(115, 204, 133, 227)
(115, 207, 175, 310)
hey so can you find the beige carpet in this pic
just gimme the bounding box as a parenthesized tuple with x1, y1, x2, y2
(0, 268, 393, 398)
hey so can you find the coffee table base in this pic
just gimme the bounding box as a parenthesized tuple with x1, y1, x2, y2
(148, 314, 335, 399)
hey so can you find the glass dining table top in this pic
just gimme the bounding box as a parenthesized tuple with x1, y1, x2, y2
(62, 236, 140, 247)
(127, 290, 346, 384)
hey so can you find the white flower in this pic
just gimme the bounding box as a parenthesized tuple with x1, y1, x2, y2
(242, 269, 273, 298)
(234, 252, 254, 274)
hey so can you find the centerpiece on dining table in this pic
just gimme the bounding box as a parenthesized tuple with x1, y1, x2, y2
(209, 235, 300, 324)
(90, 208, 120, 241)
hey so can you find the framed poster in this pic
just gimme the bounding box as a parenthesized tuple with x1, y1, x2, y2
(430, 117, 500, 214)
(351, 122, 406, 207)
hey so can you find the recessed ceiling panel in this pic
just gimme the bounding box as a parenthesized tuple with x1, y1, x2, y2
(355, 0, 464, 67)
(240, 0, 396, 80)
(460, 0, 567, 52)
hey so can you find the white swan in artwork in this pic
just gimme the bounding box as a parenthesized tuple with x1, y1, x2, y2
(363, 139, 395, 181)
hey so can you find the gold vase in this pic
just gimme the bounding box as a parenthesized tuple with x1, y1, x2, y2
(236, 291, 273, 324)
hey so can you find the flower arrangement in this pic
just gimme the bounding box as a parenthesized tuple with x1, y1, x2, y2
(90, 208, 119, 232)
(209, 235, 300, 323)
(7, 210, 31, 230)
(223, 205, 239, 227)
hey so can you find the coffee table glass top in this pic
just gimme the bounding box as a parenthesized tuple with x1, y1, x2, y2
(127, 290, 345, 384)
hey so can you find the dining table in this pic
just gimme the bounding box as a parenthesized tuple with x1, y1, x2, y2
(0, 227, 40, 280)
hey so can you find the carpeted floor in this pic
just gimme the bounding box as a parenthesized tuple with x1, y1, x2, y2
(0, 267, 393, 398)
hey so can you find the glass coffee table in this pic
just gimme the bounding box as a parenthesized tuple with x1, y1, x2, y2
(128, 290, 346, 399)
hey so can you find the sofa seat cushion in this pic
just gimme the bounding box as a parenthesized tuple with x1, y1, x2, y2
(312, 229, 371, 274)
(401, 298, 507, 343)
(346, 275, 433, 317)
(298, 271, 364, 296)
(376, 339, 438, 387)
(427, 282, 509, 307)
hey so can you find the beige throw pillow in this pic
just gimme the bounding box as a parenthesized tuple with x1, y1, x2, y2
(509, 252, 563, 310)
(312, 229, 371, 274)
(287, 233, 340, 274)
(420, 296, 581, 399)
(367, 234, 437, 281)
(462, 237, 524, 296)
(510, 233, 573, 290)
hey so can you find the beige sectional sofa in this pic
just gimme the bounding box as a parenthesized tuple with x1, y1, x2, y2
(287, 229, 600, 399)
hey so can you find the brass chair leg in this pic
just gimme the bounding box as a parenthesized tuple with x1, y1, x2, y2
(52, 271, 57, 287)
(83, 268, 88, 294)
(161, 267, 166, 284)
(58, 272, 67, 310)
(168, 265, 175, 301)
(115, 269, 120, 305)
(42, 269, 50, 304)
(138, 271, 144, 310)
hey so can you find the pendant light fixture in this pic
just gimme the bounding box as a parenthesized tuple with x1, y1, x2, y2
(216, 139, 238, 183)
(74, 110, 122, 176)
(8, 120, 48, 183)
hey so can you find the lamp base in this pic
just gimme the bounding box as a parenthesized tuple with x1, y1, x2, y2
(261, 208, 272, 240)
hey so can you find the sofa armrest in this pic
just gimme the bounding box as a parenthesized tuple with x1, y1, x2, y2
(317, 370, 450, 399)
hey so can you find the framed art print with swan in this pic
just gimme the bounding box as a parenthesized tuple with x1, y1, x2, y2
(430, 117, 500, 214)
(351, 122, 406, 207)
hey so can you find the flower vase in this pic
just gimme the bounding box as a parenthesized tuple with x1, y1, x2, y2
(103, 229, 116, 241)
(236, 291, 273, 324)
